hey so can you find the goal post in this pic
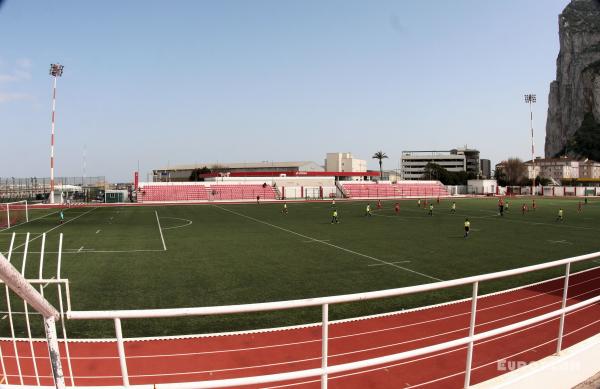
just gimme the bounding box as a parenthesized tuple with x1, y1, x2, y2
(0, 200, 29, 229)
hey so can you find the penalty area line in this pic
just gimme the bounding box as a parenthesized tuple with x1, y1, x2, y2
(214, 205, 443, 282)
(155, 210, 167, 251)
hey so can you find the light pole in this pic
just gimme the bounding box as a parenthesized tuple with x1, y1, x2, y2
(49, 64, 64, 204)
(524, 94, 536, 195)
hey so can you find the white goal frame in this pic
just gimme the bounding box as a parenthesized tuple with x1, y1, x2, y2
(0, 200, 29, 229)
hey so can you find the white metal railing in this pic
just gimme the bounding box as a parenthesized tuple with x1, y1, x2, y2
(65, 251, 600, 389)
(0, 232, 67, 389)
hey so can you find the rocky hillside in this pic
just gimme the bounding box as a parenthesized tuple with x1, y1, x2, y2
(545, 0, 600, 159)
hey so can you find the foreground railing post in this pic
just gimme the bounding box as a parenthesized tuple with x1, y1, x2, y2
(464, 281, 479, 388)
(45, 316, 66, 389)
(321, 303, 329, 389)
(114, 318, 130, 386)
(556, 262, 571, 355)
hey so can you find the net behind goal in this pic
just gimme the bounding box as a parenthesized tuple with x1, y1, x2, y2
(0, 200, 29, 229)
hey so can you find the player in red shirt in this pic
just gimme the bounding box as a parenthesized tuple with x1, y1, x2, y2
(377, 199, 382, 209)
(532, 199, 536, 211)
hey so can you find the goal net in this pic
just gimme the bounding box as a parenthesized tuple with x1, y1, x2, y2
(0, 200, 29, 229)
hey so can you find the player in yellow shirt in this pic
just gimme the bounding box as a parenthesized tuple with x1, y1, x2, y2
(331, 209, 339, 224)
(464, 218, 471, 238)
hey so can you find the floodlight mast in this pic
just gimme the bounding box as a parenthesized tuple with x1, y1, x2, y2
(49, 64, 64, 204)
(525, 94, 536, 196)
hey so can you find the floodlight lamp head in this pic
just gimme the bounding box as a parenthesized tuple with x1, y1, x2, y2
(49, 64, 64, 77)
(524, 94, 536, 103)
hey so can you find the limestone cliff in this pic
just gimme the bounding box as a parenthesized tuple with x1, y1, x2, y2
(545, 0, 600, 158)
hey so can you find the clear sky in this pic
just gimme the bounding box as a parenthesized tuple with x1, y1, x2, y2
(0, 0, 570, 182)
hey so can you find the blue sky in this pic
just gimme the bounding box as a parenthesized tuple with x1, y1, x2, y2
(0, 0, 569, 182)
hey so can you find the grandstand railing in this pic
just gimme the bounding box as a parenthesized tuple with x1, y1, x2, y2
(63, 251, 600, 389)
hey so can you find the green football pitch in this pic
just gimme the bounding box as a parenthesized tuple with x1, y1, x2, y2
(0, 197, 599, 338)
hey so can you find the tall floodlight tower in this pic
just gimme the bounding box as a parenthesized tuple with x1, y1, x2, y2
(524, 94, 536, 195)
(49, 64, 64, 204)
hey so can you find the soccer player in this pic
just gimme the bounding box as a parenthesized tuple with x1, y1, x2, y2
(417, 199, 421, 208)
(585, 197, 588, 205)
(498, 198, 505, 217)
(331, 209, 339, 224)
(331, 199, 336, 207)
(578, 201, 582, 213)
(522, 203, 528, 215)
(365, 203, 372, 216)
(428, 203, 434, 216)
(505, 199, 510, 212)
(282, 203, 288, 215)
(394, 202, 400, 215)
(532, 199, 537, 211)
(451, 202, 456, 213)
(256, 195, 260, 204)
(556, 208, 564, 222)
(377, 199, 382, 209)
(464, 218, 470, 238)
(59, 209, 65, 224)
(436, 196, 440, 204)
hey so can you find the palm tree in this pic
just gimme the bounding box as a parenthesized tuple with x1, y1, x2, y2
(372, 151, 389, 180)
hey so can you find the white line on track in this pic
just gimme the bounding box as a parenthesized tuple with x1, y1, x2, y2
(113, 273, 600, 360)
(80, 306, 598, 382)
(155, 210, 167, 251)
(214, 205, 443, 282)
(8, 207, 97, 252)
(260, 307, 600, 389)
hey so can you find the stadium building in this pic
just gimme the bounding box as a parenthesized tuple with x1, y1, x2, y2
(401, 147, 481, 180)
(153, 161, 324, 182)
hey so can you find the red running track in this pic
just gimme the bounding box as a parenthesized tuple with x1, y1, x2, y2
(1, 267, 600, 388)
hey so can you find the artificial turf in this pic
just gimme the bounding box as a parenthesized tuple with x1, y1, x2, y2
(0, 197, 598, 338)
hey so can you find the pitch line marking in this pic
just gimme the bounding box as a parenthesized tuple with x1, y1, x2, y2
(42, 276, 55, 289)
(11, 248, 167, 255)
(302, 239, 330, 243)
(96, 230, 101, 234)
(77, 246, 84, 253)
(155, 211, 167, 251)
(8, 207, 97, 253)
(547, 239, 572, 245)
(160, 217, 193, 230)
(0, 210, 59, 233)
(214, 205, 443, 282)
(368, 261, 411, 267)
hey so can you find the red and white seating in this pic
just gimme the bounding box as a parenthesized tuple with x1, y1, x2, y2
(209, 184, 277, 200)
(137, 183, 278, 202)
(342, 181, 449, 198)
(138, 184, 209, 203)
